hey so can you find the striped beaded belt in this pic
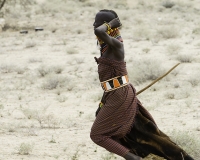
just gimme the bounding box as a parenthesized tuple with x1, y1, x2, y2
(101, 75, 129, 92)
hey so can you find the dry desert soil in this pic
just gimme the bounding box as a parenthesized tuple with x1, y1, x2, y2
(0, 0, 200, 160)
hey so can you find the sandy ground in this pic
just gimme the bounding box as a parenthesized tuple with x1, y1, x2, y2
(0, 0, 200, 159)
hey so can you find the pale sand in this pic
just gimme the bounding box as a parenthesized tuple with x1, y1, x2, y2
(0, 0, 199, 159)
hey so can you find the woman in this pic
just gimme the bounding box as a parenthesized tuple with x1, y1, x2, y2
(90, 9, 194, 160)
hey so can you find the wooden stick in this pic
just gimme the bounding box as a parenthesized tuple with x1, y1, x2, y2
(136, 63, 180, 95)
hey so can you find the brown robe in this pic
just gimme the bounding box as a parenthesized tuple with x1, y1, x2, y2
(90, 57, 194, 160)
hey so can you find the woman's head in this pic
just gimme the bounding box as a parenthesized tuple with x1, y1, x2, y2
(93, 9, 118, 28)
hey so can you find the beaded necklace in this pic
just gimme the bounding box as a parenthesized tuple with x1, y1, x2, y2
(97, 28, 123, 56)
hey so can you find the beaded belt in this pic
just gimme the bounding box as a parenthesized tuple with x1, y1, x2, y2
(101, 75, 129, 92)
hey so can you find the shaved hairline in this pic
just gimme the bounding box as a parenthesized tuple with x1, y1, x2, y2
(99, 9, 118, 18)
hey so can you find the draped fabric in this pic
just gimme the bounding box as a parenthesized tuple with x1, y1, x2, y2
(90, 57, 154, 157)
(90, 57, 194, 160)
(120, 107, 194, 160)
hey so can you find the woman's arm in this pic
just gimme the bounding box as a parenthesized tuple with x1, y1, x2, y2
(94, 18, 122, 49)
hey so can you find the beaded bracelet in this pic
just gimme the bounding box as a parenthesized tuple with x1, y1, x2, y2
(104, 22, 111, 30)
(104, 22, 113, 34)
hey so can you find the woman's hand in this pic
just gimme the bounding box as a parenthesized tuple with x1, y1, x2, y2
(108, 17, 122, 29)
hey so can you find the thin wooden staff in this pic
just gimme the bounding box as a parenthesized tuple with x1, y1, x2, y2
(136, 63, 180, 95)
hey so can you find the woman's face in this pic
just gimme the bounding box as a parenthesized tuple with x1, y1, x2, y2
(93, 12, 115, 29)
